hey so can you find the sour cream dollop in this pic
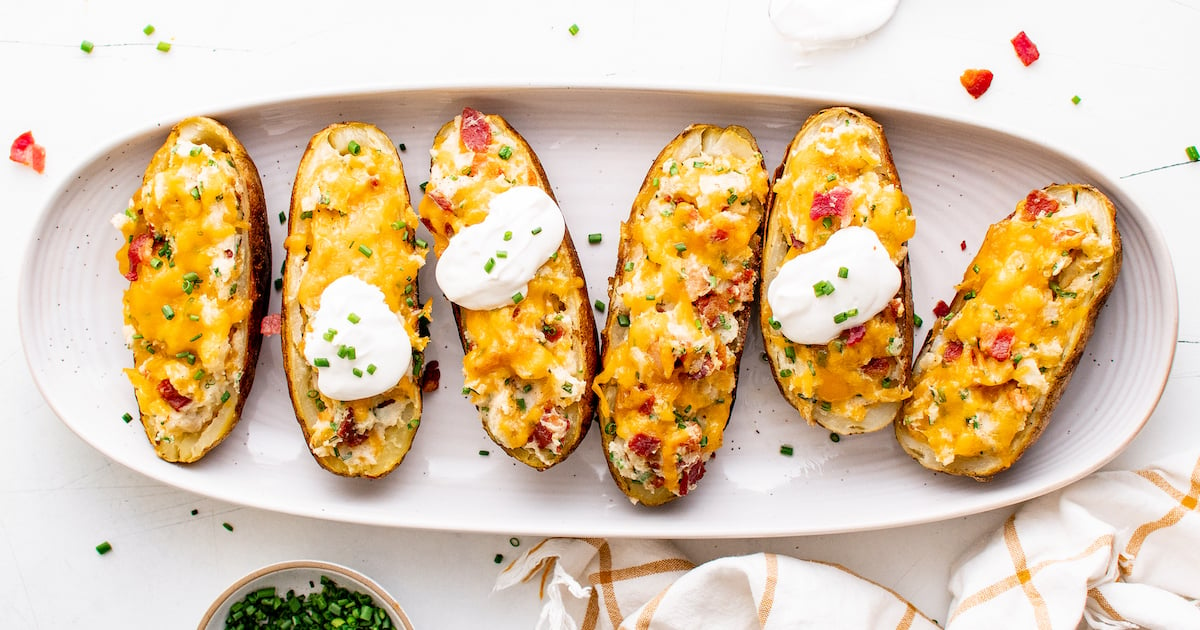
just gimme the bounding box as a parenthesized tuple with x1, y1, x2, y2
(767, 0, 900, 53)
(766, 226, 900, 345)
(303, 275, 411, 401)
(435, 186, 566, 311)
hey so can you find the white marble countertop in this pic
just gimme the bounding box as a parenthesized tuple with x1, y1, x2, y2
(3, 1, 1197, 627)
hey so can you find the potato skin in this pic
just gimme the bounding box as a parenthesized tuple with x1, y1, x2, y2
(761, 107, 915, 435)
(420, 109, 598, 471)
(282, 122, 428, 478)
(119, 116, 270, 463)
(895, 184, 1122, 479)
(596, 124, 768, 506)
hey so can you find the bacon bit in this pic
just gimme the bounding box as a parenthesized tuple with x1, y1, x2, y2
(788, 234, 805, 250)
(627, 433, 661, 458)
(9, 131, 46, 174)
(1011, 31, 1040, 66)
(887, 298, 904, 319)
(842, 325, 866, 346)
(960, 240, 967, 251)
(427, 190, 453, 214)
(711, 228, 729, 242)
(157, 379, 192, 411)
(260, 313, 282, 336)
(531, 407, 568, 450)
(987, 327, 1015, 362)
(637, 395, 656, 415)
(678, 460, 706, 496)
(685, 354, 714, 380)
(224, 249, 234, 258)
(542, 322, 563, 343)
(337, 411, 369, 447)
(933, 300, 951, 319)
(728, 268, 756, 304)
(810, 187, 852, 220)
(369, 177, 380, 187)
(960, 69, 994, 99)
(124, 232, 154, 281)
(421, 360, 441, 393)
(1021, 189, 1060, 221)
(459, 107, 492, 153)
(861, 357, 892, 376)
(943, 340, 964, 362)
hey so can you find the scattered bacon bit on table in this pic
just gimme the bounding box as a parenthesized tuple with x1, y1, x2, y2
(1011, 31, 1040, 66)
(260, 313, 282, 336)
(959, 69, 994, 99)
(421, 360, 441, 393)
(933, 300, 951, 319)
(960, 240, 967, 251)
(9, 131, 46, 174)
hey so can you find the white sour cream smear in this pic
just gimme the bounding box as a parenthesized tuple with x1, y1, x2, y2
(304, 275, 411, 401)
(767, 0, 900, 53)
(766, 226, 900, 344)
(435, 186, 565, 311)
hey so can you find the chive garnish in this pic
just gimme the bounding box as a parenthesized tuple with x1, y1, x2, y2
(80, 40, 95, 53)
(367, 364, 377, 375)
(220, 391, 230, 403)
(358, 244, 373, 258)
(391, 219, 407, 230)
(190, 186, 201, 200)
(780, 445, 794, 456)
(512, 292, 524, 304)
(588, 233, 602, 244)
(838, 266, 849, 279)
(156, 41, 171, 52)
(568, 23, 580, 36)
(352, 368, 363, 378)
(484, 258, 496, 273)
(347, 140, 361, 155)
(121, 413, 133, 423)
(347, 313, 360, 324)
(496, 250, 508, 259)
(143, 24, 155, 35)
(161, 305, 175, 320)
(813, 280, 835, 297)
(674, 242, 686, 252)
(95, 541, 112, 555)
(594, 300, 605, 312)
(822, 216, 833, 229)
(617, 313, 630, 327)
(189, 333, 202, 342)
(498, 145, 513, 160)
(531, 226, 542, 235)
(314, 357, 330, 367)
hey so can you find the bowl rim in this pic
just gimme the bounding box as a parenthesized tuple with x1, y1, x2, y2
(197, 559, 414, 630)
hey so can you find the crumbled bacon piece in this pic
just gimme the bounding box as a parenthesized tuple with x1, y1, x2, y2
(124, 231, 154, 281)
(627, 433, 661, 458)
(861, 357, 892, 376)
(260, 313, 282, 336)
(684, 353, 715, 380)
(1011, 31, 1040, 66)
(987, 327, 1016, 362)
(542, 322, 563, 343)
(960, 240, 967, 251)
(678, 460, 706, 496)
(960, 69, 994, 99)
(788, 234, 805, 250)
(711, 228, 729, 242)
(842, 325, 866, 346)
(637, 395, 656, 415)
(943, 340, 964, 362)
(421, 360, 440, 393)
(810, 187, 852, 221)
(337, 411, 369, 447)
(531, 406, 568, 450)
(933, 300, 951, 319)
(157, 379, 192, 411)
(1021, 189, 1060, 221)
(9, 131, 46, 174)
(426, 190, 453, 214)
(459, 107, 492, 153)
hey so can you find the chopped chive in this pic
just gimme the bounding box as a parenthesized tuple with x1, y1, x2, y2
(150, 257, 163, 269)
(784, 346, 795, 361)
(496, 250, 508, 259)
(833, 311, 849, 324)
(509, 537, 520, 547)
(347, 313, 361, 324)
(669, 163, 679, 176)
(222, 522, 233, 532)
(367, 364, 377, 375)
(588, 233, 602, 244)
(193, 369, 204, 380)
(314, 357, 330, 367)
(143, 24, 155, 36)
(568, 23, 580, 36)
(345, 346, 356, 360)
(498, 145, 513, 160)
(415, 238, 428, 248)
(156, 41, 171, 52)
(307, 389, 319, 399)
(813, 280, 835, 297)
(190, 186, 201, 200)
(914, 314, 923, 328)
(780, 445, 794, 456)
(352, 368, 363, 378)
(963, 290, 976, 301)
(531, 226, 542, 235)
(830, 432, 841, 443)
(726, 192, 738, 205)
(779, 369, 793, 378)
(273, 278, 283, 291)
(391, 219, 407, 230)
(121, 412, 133, 423)
(822, 216, 833, 229)
(973, 264, 981, 274)
(278, 211, 286, 224)
(882, 377, 894, 389)
(617, 313, 630, 327)
(1188, 145, 1200, 162)
(1071, 95, 1082, 105)
(846, 308, 858, 317)
(220, 391, 231, 403)
(189, 333, 202, 342)
(358, 244, 373, 258)
(161, 305, 175, 320)
(674, 242, 687, 252)
(95, 541, 112, 555)
(769, 317, 782, 330)
(512, 292, 524, 304)
(645, 294, 656, 301)
(480, 450, 491, 457)
(826, 174, 837, 182)
(484, 258, 495, 273)
(594, 300, 606, 312)
(347, 140, 361, 155)
(652, 177, 660, 187)
(624, 261, 635, 272)
(300, 210, 313, 220)
(419, 181, 428, 192)
(323, 329, 337, 341)
(838, 266, 849, 279)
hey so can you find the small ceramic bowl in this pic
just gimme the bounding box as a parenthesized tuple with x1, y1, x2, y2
(198, 560, 414, 629)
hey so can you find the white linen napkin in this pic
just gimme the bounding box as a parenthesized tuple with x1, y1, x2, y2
(946, 450, 1200, 629)
(495, 451, 1200, 629)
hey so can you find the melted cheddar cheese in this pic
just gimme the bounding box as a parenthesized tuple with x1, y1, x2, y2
(284, 134, 429, 471)
(900, 189, 1116, 467)
(418, 112, 588, 465)
(116, 139, 248, 445)
(595, 126, 769, 498)
(762, 115, 915, 424)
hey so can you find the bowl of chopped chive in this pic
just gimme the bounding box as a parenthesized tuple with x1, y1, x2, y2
(198, 560, 413, 630)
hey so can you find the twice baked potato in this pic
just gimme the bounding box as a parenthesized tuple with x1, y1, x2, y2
(594, 124, 769, 505)
(761, 107, 916, 435)
(114, 116, 270, 462)
(282, 122, 431, 478)
(418, 107, 598, 470)
(896, 184, 1122, 479)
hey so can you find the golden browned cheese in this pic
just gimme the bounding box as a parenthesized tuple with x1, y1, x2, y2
(282, 123, 429, 478)
(115, 116, 268, 462)
(897, 185, 1120, 476)
(596, 125, 768, 503)
(761, 108, 915, 433)
(418, 108, 596, 469)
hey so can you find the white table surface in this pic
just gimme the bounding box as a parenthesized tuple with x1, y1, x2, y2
(2, 1, 1197, 627)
